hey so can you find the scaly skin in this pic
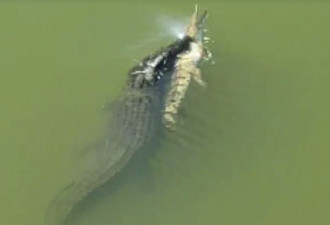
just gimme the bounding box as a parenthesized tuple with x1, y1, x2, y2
(163, 42, 206, 128)
(45, 91, 155, 225)
(44, 36, 192, 225)
(163, 6, 210, 129)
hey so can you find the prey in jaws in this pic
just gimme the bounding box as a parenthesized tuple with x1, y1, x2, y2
(163, 6, 213, 129)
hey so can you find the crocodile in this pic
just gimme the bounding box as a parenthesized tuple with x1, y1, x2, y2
(163, 6, 212, 129)
(44, 8, 209, 225)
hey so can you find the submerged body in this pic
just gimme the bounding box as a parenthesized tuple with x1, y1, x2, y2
(44, 37, 192, 225)
(44, 7, 210, 225)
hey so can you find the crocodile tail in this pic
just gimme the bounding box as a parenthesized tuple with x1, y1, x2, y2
(44, 91, 155, 225)
(44, 152, 125, 225)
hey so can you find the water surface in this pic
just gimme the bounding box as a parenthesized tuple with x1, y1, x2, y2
(0, 2, 329, 225)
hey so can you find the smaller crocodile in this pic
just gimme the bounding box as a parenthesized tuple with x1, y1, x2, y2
(163, 6, 212, 129)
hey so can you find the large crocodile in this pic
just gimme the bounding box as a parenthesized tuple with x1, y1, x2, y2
(44, 8, 209, 225)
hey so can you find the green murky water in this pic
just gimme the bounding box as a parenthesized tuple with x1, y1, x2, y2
(1, 2, 329, 225)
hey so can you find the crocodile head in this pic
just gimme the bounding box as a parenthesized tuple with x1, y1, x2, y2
(127, 6, 210, 90)
(185, 5, 208, 44)
(128, 36, 192, 89)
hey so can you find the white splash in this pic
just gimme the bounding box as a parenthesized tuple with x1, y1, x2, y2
(124, 13, 188, 53)
(156, 15, 188, 39)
